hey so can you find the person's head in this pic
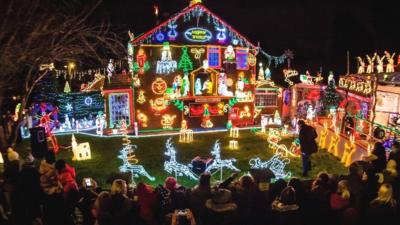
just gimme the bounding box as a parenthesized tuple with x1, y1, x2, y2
(288, 178, 303, 192)
(239, 175, 255, 191)
(297, 120, 305, 129)
(7, 147, 19, 162)
(55, 159, 66, 171)
(94, 191, 112, 213)
(45, 150, 56, 164)
(337, 180, 350, 200)
(164, 176, 177, 190)
(386, 160, 398, 176)
(376, 183, 394, 204)
(348, 161, 364, 178)
(111, 179, 127, 195)
(279, 186, 297, 205)
(199, 173, 211, 187)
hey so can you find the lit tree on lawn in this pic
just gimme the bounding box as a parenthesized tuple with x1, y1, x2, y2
(178, 47, 193, 73)
(64, 81, 71, 93)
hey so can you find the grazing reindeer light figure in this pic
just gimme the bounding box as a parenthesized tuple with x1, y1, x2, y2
(366, 53, 377, 73)
(249, 154, 291, 179)
(205, 140, 240, 181)
(118, 138, 155, 183)
(356, 57, 365, 74)
(164, 138, 198, 180)
(376, 54, 385, 73)
(385, 51, 396, 73)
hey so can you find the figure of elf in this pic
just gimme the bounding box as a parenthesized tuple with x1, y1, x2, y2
(195, 78, 202, 95)
(224, 45, 236, 62)
(181, 73, 190, 97)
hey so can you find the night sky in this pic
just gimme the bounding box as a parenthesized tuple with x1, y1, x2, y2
(95, 0, 399, 76)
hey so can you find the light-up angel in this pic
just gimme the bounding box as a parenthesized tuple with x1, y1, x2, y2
(385, 51, 396, 73)
(376, 53, 385, 73)
(366, 53, 377, 74)
(356, 56, 365, 74)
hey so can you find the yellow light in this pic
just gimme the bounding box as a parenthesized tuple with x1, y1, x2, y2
(68, 62, 75, 69)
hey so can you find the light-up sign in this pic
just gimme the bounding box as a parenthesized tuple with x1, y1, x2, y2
(184, 27, 212, 42)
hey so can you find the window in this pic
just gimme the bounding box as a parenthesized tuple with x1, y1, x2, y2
(108, 93, 131, 128)
(256, 93, 277, 107)
(207, 46, 221, 68)
(236, 48, 249, 70)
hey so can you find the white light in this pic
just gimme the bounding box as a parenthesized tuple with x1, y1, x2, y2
(249, 154, 291, 179)
(205, 140, 240, 181)
(164, 138, 198, 180)
(118, 139, 155, 182)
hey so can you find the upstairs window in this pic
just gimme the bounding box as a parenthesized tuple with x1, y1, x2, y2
(207, 46, 221, 68)
(236, 48, 249, 70)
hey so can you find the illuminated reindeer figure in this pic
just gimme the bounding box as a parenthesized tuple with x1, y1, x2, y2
(356, 56, 365, 74)
(366, 53, 377, 73)
(118, 140, 155, 182)
(164, 138, 198, 180)
(385, 51, 396, 73)
(249, 154, 291, 179)
(376, 53, 385, 73)
(205, 140, 240, 180)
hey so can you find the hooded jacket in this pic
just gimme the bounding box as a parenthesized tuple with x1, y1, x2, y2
(39, 160, 62, 195)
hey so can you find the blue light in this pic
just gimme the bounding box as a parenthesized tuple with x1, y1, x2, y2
(156, 31, 165, 42)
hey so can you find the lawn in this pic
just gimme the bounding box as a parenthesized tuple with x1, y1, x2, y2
(16, 130, 348, 187)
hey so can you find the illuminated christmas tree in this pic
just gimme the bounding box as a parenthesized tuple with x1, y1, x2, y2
(321, 73, 342, 113)
(178, 47, 193, 72)
(64, 81, 71, 93)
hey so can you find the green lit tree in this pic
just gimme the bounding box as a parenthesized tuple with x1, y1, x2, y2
(64, 81, 71, 93)
(321, 74, 342, 113)
(178, 47, 193, 72)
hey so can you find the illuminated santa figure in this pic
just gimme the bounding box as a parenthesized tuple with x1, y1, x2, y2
(224, 45, 235, 62)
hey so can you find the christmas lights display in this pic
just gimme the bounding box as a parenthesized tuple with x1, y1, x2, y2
(385, 51, 396, 73)
(341, 135, 356, 167)
(205, 140, 240, 180)
(318, 122, 328, 149)
(118, 137, 155, 182)
(164, 138, 198, 180)
(249, 154, 291, 179)
(71, 134, 92, 161)
(328, 128, 340, 157)
(121, 1, 289, 132)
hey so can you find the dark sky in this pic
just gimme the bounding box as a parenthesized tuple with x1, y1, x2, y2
(95, 0, 399, 75)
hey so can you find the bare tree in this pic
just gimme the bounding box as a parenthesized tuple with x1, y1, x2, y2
(0, 0, 125, 146)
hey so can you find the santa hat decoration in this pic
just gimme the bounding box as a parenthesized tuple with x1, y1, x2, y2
(7, 147, 19, 162)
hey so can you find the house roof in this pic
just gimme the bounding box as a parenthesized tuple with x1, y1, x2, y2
(103, 73, 132, 90)
(132, 3, 256, 49)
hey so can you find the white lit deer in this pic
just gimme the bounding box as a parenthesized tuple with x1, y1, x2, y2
(205, 140, 240, 180)
(376, 54, 385, 73)
(356, 56, 365, 74)
(164, 138, 198, 180)
(366, 53, 377, 73)
(118, 142, 155, 182)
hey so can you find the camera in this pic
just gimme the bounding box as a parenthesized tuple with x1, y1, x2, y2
(84, 178, 92, 187)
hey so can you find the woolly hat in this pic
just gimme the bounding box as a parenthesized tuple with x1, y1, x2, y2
(206, 188, 237, 212)
(164, 176, 177, 190)
(7, 147, 19, 162)
(24, 153, 35, 164)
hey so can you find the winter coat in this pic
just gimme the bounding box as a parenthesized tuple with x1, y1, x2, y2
(39, 160, 62, 195)
(204, 199, 237, 225)
(14, 163, 43, 224)
(388, 150, 400, 174)
(233, 188, 259, 225)
(189, 185, 211, 225)
(136, 183, 158, 225)
(3, 160, 20, 191)
(57, 164, 79, 198)
(271, 200, 300, 225)
(366, 200, 398, 225)
(371, 145, 387, 172)
(299, 124, 318, 155)
(109, 194, 139, 225)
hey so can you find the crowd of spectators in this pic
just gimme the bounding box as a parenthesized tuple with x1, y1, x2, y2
(0, 141, 399, 225)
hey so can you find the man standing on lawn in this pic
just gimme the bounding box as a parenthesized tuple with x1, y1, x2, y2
(298, 120, 318, 177)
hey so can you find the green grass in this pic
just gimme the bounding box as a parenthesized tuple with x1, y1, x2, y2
(16, 130, 348, 187)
